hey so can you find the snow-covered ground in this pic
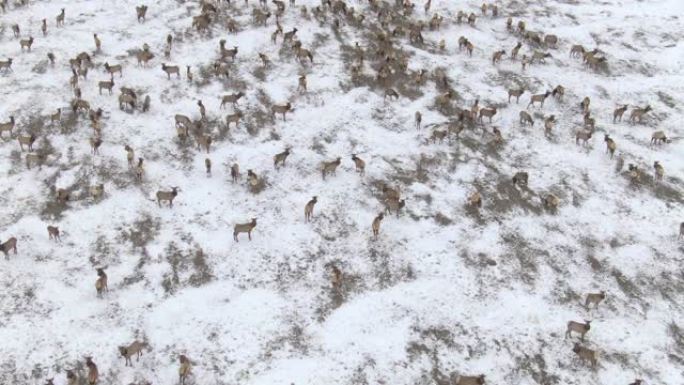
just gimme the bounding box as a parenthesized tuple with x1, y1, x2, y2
(0, 0, 683, 384)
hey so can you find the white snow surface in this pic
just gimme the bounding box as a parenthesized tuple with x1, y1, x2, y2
(0, 0, 683, 384)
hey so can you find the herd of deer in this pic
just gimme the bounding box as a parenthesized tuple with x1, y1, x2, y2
(0, 0, 679, 384)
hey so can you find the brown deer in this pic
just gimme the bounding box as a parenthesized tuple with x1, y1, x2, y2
(273, 148, 291, 169)
(95, 268, 108, 297)
(271, 102, 292, 121)
(85, 357, 98, 385)
(508, 89, 524, 103)
(179, 355, 191, 385)
(231, 163, 240, 183)
(572, 343, 598, 368)
(613, 105, 628, 122)
(585, 291, 606, 309)
(372, 213, 384, 239)
(156, 187, 179, 207)
(351, 154, 365, 175)
(119, 341, 146, 366)
(566, 320, 591, 341)
(604, 135, 616, 158)
(220, 92, 244, 108)
(304, 196, 317, 222)
(1, 237, 18, 258)
(321, 157, 341, 179)
(233, 218, 257, 241)
(528, 91, 551, 108)
(519, 111, 534, 126)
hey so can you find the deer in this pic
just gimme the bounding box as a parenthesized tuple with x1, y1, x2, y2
(133, 158, 145, 178)
(225, 111, 242, 129)
(0, 58, 12, 72)
(283, 28, 298, 42)
(222, 45, 239, 62)
(544, 34, 558, 47)
(136, 5, 148, 22)
(572, 343, 598, 368)
(56, 8, 65, 26)
(85, 357, 98, 385)
(491, 50, 505, 65)
(26, 153, 44, 169)
(156, 187, 179, 207)
(653, 161, 664, 181)
(204, 158, 211, 175)
(175, 114, 192, 129)
(273, 148, 291, 169)
(231, 163, 240, 183)
(0, 116, 15, 137)
(124, 145, 135, 166)
(220, 92, 245, 108)
(604, 135, 616, 158)
(479, 107, 497, 123)
(195, 134, 212, 153)
(575, 130, 592, 146)
(613, 105, 628, 122)
(530, 51, 551, 64)
(119, 341, 146, 366)
(298, 75, 307, 93)
(351, 154, 365, 175)
(19, 36, 34, 51)
(528, 91, 551, 108)
(570, 44, 585, 58)
(372, 213, 384, 239)
(161, 63, 180, 79)
(304, 196, 317, 222)
(508, 89, 524, 103)
(651, 130, 668, 146)
(629, 105, 651, 124)
(544, 115, 555, 137)
(93, 33, 101, 52)
(519, 111, 534, 126)
(384, 197, 405, 216)
(575, 96, 589, 114)
(104, 62, 122, 77)
(233, 218, 257, 241)
(296, 47, 314, 64)
(1, 237, 18, 258)
(321, 157, 342, 179)
(454, 375, 485, 385)
(197, 100, 206, 120)
(119, 93, 136, 110)
(585, 291, 606, 309)
(179, 355, 192, 385)
(17, 134, 36, 152)
(49, 109, 61, 125)
(98, 79, 114, 95)
(271, 102, 292, 121)
(136, 50, 154, 66)
(566, 320, 591, 341)
(552, 85, 565, 101)
(95, 268, 108, 296)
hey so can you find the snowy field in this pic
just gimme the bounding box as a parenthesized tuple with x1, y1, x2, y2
(0, 0, 683, 384)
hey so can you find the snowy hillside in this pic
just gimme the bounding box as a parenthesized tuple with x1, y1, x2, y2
(0, 0, 683, 384)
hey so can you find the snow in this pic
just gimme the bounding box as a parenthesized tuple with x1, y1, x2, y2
(0, 0, 683, 384)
